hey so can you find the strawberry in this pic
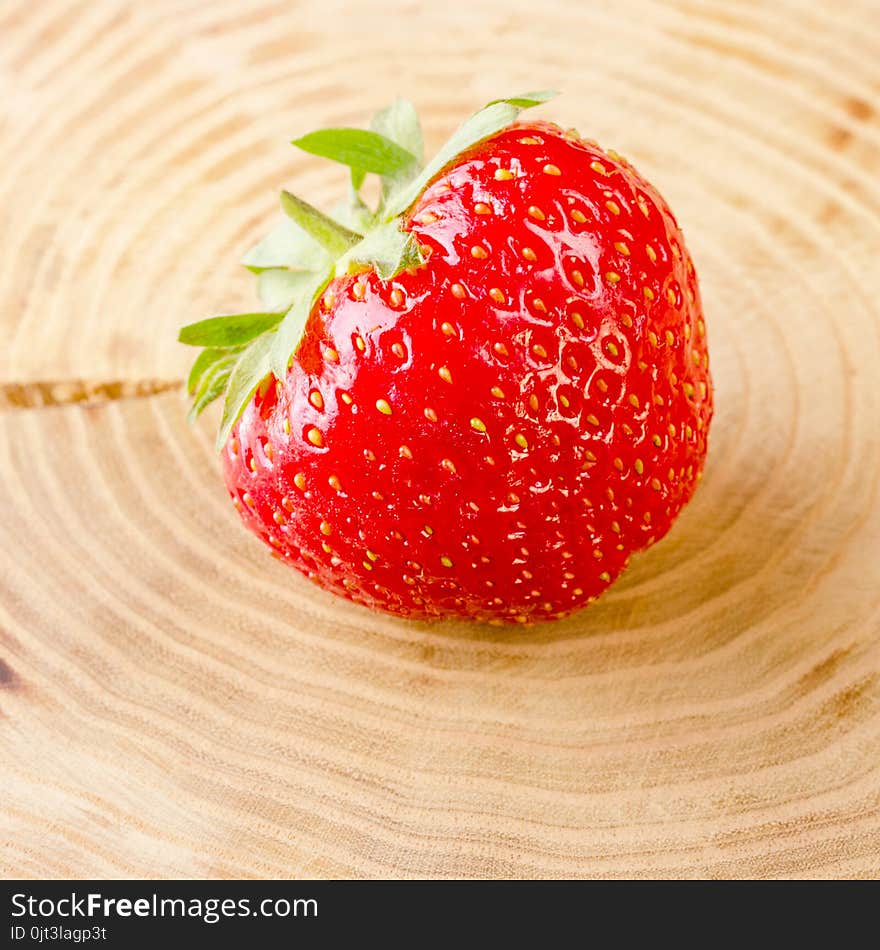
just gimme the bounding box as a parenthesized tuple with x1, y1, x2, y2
(180, 93, 712, 624)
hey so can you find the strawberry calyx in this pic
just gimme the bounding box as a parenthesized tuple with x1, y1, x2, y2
(178, 91, 557, 449)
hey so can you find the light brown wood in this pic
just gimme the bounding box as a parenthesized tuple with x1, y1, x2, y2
(2, 0, 879, 879)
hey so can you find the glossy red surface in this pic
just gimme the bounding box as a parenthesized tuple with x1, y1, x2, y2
(223, 122, 712, 623)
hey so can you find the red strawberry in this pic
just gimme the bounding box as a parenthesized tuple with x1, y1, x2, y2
(180, 93, 712, 624)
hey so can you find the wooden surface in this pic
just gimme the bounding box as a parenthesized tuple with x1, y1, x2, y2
(2, 0, 879, 879)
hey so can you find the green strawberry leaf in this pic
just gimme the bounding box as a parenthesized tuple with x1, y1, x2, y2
(370, 98, 424, 209)
(257, 269, 315, 311)
(340, 220, 423, 280)
(241, 217, 329, 273)
(351, 166, 366, 192)
(216, 331, 277, 450)
(292, 127, 418, 176)
(486, 90, 557, 109)
(330, 198, 360, 229)
(370, 98, 424, 166)
(384, 90, 557, 217)
(188, 352, 238, 423)
(281, 191, 363, 257)
(179, 312, 284, 348)
(186, 346, 238, 395)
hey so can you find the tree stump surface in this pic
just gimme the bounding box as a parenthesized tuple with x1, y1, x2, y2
(2, 0, 879, 878)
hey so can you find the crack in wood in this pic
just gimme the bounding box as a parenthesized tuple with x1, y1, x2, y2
(0, 378, 182, 410)
(0, 658, 19, 690)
